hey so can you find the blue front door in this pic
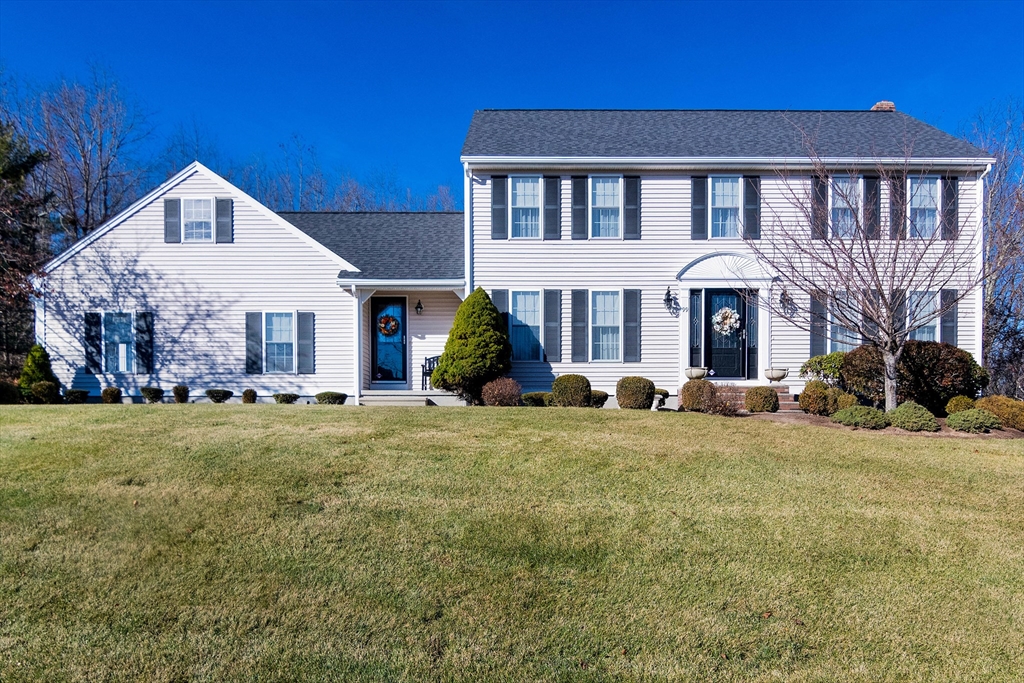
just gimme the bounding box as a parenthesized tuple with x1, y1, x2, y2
(371, 297, 407, 383)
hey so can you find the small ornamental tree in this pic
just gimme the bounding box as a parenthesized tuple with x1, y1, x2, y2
(20, 344, 59, 395)
(431, 288, 512, 404)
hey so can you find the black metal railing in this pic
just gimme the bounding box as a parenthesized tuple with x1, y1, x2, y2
(421, 355, 440, 390)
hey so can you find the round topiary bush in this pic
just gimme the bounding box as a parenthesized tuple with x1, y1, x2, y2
(591, 390, 609, 408)
(615, 376, 656, 410)
(481, 377, 522, 407)
(315, 391, 348, 405)
(745, 386, 779, 413)
(945, 395, 975, 415)
(679, 379, 716, 412)
(831, 405, 890, 429)
(242, 389, 258, 403)
(64, 389, 89, 404)
(273, 393, 299, 404)
(799, 380, 831, 416)
(522, 391, 550, 407)
(974, 395, 1024, 431)
(101, 387, 122, 404)
(888, 401, 940, 432)
(431, 288, 512, 404)
(205, 389, 233, 403)
(827, 388, 858, 413)
(31, 381, 61, 404)
(551, 374, 592, 407)
(172, 385, 190, 403)
(140, 387, 164, 404)
(946, 408, 1002, 433)
(0, 380, 21, 404)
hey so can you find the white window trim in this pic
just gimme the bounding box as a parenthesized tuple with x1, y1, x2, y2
(906, 176, 941, 240)
(708, 175, 744, 240)
(510, 290, 544, 361)
(828, 175, 863, 239)
(181, 197, 216, 243)
(102, 311, 136, 374)
(588, 288, 623, 362)
(508, 175, 543, 240)
(588, 175, 624, 240)
(263, 310, 298, 375)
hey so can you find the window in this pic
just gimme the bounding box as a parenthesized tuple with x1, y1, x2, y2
(591, 176, 621, 238)
(909, 291, 938, 341)
(591, 291, 621, 361)
(830, 293, 859, 352)
(183, 198, 213, 242)
(510, 177, 541, 238)
(831, 176, 859, 239)
(265, 312, 295, 373)
(510, 291, 541, 361)
(908, 178, 939, 239)
(103, 312, 134, 373)
(711, 177, 741, 238)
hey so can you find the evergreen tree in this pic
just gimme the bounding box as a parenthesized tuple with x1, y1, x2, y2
(20, 343, 59, 395)
(431, 288, 511, 404)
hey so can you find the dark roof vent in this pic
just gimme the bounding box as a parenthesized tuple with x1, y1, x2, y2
(871, 100, 896, 112)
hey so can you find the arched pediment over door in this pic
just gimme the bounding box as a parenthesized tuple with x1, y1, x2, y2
(675, 251, 773, 286)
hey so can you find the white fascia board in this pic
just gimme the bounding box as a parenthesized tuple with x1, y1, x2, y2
(336, 278, 466, 290)
(461, 155, 997, 172)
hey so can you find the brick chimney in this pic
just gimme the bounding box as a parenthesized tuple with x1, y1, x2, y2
(871, 100, 896, 112)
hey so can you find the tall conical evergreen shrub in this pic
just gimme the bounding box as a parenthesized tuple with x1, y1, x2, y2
(431, 288, 512, 404)
(20, 344, 59, 398)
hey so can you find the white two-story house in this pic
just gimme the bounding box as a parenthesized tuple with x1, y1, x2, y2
(33, 106, 992, 403)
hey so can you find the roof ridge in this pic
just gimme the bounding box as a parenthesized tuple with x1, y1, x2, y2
(475, 108, 905, 113)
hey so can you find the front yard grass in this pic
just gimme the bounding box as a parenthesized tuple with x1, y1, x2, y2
(1, 405, 1022, 681)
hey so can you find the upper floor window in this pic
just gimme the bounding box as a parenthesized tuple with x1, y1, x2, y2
(103, 312, 135, 373)
(909, 291, 938, 341)
(591, 290, 621, 361)
(831, 176, 859, 239)
(183, 198, 213, 242)
(511, 176, 541, 238)
(265, 312, 295, 373)
(711, 177, 741, 238)
(591, 177, 621, 238)
(510, 291, 542, 361)
(908, 177, 939, 239)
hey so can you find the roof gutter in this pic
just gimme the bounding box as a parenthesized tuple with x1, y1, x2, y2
(461, 155, 997, 172)
(335, 278, 466, 290)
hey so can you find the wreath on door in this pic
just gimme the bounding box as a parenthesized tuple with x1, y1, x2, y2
(378, 314, 400, 336)
(711, 306, 741, 335)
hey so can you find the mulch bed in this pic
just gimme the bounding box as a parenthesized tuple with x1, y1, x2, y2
(742, 410, 1024, 439)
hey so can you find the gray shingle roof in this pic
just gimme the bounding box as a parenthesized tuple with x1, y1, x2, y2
(277, 212, 464, 280)
(461, 110, 988, 159)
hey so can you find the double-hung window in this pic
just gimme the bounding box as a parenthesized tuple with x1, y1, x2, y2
(909, 291, 938, 341)
(830, 292, 859, 352)
(265, 312, 295, 373)
(591, 177, 621, 238)
(591, 291, 621, 361)
(908, 178, 939, 239)
(511, 176, 541, 238)
(182, 198, 213, 242)
(710, 177, 741, 238)
(831, 176, 859, 239)
(103, 312, 135, 373)
(510, 291, 542, 361)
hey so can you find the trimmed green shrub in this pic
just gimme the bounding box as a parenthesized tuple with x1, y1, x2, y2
(64, 389, 88, 404)
(827, 388, 858, 413)
(679, 379, 716, 412)
(101, 387, 122, 404)
(315, 391, 347, 405)
(172, 385, 190, 403)
(273, 393, 299, 404)
(242, 389, 258, 403)
(31, 381, 61, 404)
(975, 396, 1024, 431)
(551, 374, 592, 407)
(0, 380, 20, 404)
(615, 376, 655, 410)
(431, 288, 512, 404)
(140, 387, 164, 403)
(591, 390, 609, 409)
(946, 408, 1002, 433)
(945, 395, 975, 415)
(654, 388, 669, 409)
(888, 401, 940, 432)
(799, 380, 831, 415)
(205, 389, 233, 403)
(481, 378, 522, 407)
(745, 386, 779, 413)
(20, 344, 59, 399)
(800, 351, 847, 387)
(522, 391, 550, 407)
(831, 405, 890, 429)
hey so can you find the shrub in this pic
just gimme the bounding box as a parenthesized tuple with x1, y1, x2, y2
(745, 386, 779, 413)
(273, 393, 300, 404)
(172, 385, 190, 403)
(831, 405, 889, 430)
(31, 381, 61, 404)
(799, 380, 831, 415)
(615, 376, 655, 410)
(315, 391, 347, 405)
(679, 379, 716, 412)
(64, 389, 89, 404)
(888, 401, 940, 432)
(19, 344, 59, 400)
(101, 387, 122, 404)
(551, 374, 592, 407)
(827, 388, 859, 413)
(242, 389, 258, 403)
(481, 377, 522, 407)
(205, 389, 233, 403)
(431, 288, 512, 404)
(522, 391, 550, 407)
(975, 395, 1024, 431)
(0, 380, 20, 404)
(140, 387, 165, 404)
(947, 408, 1002, 433)
(591, 390, 609, 409)
(706, 397, 739, 416)
(654, 388, 669, 409)
(945, 395, 975, 415)
(799, 351, 847, 387)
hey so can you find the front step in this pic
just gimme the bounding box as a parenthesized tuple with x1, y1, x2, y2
(716, 385, 803, 413)
(358, 390, 466, 407)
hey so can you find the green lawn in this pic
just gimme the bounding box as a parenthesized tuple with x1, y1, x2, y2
(1, 406, 1022, 681)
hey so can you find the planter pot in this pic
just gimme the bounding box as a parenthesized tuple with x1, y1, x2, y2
(764, 368, 790, 382)
(684, 367, 708, 380)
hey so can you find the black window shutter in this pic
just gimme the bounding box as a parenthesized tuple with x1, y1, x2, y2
(134, 312, 154, 374)
(84, 312, 102, 374)
(543, 177, 561, 240)
(571, 289, 588, 362)
(491, 289, 509, 333)
(940, 289, 958, 346)
(571, 176, 587, 240)
(543, 289, 561, 362)
(893, 290, 907, 337)
(690, 176, 707, 240)
(623, 289, 641, 362)
(810, 294, 827, 357)
(490, 176, 507, 240)
(245, 312, 263, 374)
(941, 177, 959, 240)
(863, 176, 881, 239)
(689, 290, 702, 367)
(163, 198, 180, 243)
(743, 176, 760, 239)
(296, 312, 314, 374)
(889, 174, 906, 239)
(811, 176, 828, 240)
(862, 289, 880, 339)
(624, 176, 640, 240)
(215, 198, 233, 243)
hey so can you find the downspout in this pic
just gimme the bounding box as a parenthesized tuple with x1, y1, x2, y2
(463, 162, 473, 298)
(977, 162, 993, 367)
(352, 284, 361, 406)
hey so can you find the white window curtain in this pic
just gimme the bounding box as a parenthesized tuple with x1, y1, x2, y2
(591, 177, 620, 238)
(831, 176, 858, 238)
(510, 291, 541, 361)
(511, 177, 541, 238)
(183, 199, 213, 241)
(711, 178, 741, 238)
(103, 312, 134, 373)
(265, 312, 294, 373)
(591, 291, 620, 360)
(909, 178, 938, 239)
(909, 291, 938, 341)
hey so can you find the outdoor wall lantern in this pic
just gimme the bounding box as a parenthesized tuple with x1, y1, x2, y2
(663, 287, 680, 317)
(415, 300, 423, 315)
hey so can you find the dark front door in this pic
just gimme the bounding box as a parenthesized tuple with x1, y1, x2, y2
(705, 289, 745, 379)
(371, 297, 407, 383)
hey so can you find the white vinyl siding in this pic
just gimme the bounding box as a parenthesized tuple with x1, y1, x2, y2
(710, 177, 741, 238)
(510, 291, 541, 361)
(909, 177, 939, 239)
(103, 312, 134, 373)
(182, 198, 213, 242)
(909, 291, 938, 341)
(591, 176, 621, 238)
(265, 312, 295, 373)
(831, 176, 859, 239)
(591, 290, 621, 361)
(510, 176, 541, 238)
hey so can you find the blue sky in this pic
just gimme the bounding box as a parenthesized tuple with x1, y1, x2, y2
(2, 0, 1022, 198)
